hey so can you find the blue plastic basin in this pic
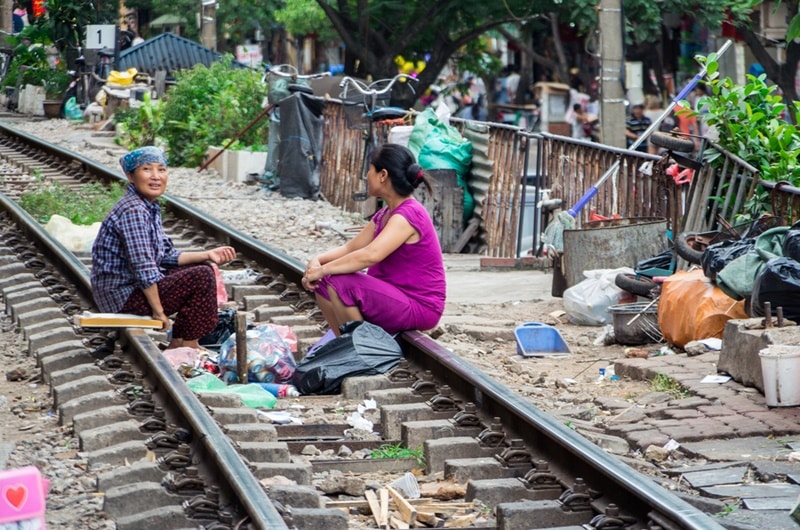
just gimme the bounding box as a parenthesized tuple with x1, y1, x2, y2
(514, 322, 572, 358)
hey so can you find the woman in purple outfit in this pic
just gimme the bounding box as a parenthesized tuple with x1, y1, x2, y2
(302, 144, 446, 335)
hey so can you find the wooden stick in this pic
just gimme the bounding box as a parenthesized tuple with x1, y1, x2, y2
(235, 312, 247, 383)
(390, 514, 410, 529)
(379, 488, 390, 527)
(416, 511, 443, 527)
(387, 486, 417, 527)
(198, 103, 275, 173)
(325, 499, 475, 511)
(365, 489, 385, 529)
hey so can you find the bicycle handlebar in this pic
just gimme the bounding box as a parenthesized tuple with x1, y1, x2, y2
(339, 74, 417, 96)
(265, 64, 331, 80)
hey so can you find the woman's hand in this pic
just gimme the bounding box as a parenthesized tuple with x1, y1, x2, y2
(206, 246, 236, 265)
(302, 261, 324, 292)
(152, 309, 171, 332)
(302, 257, 322, 291)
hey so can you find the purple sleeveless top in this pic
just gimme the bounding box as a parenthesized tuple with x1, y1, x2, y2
(368, 199, 446, 315)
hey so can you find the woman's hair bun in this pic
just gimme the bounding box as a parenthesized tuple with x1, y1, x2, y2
(407, 163, 423, 187)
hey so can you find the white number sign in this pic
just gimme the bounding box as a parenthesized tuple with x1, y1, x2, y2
(85, 25, 116, 50)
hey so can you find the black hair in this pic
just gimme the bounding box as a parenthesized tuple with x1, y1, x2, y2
(369, 143, 432, 196)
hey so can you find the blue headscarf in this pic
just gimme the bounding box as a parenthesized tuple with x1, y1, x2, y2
(119, 146, 168, 175)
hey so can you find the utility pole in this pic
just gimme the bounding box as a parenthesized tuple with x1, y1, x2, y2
(200, 0, 217, 51)
(598, 0, 626, 149)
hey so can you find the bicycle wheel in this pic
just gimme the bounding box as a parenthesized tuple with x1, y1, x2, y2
(674, 232, 705, 264)
(74, 75, 89, 109)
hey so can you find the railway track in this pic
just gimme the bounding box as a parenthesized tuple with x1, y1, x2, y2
(0, 121, 730, 530)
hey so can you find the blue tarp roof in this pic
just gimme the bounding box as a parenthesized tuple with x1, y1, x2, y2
(118, 32, 246, 75)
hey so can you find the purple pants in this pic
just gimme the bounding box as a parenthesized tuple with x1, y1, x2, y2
(316, 272, 442, 334)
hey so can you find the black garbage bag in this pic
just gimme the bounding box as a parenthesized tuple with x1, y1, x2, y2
(701, 238, 756, 281)
(293, 321, 403, 395)
(199, 308, 237, 350)
(783, 229, 800, 262)
(635, 248, 673, 272)
(750, 257, 800, 321)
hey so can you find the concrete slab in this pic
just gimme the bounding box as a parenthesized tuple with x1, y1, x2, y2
(682, 465, 748, 488)
(444, 256, 552, 305)
(743, 498, 797, 510)
(681, 436, 789, 461)
(720, 509, 800, 530)
(699, 483, 800, 500)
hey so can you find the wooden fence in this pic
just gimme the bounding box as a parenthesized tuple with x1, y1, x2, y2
(317, 100, 800, 256)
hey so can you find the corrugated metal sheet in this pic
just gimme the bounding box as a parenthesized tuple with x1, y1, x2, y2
(461, 123, 492, 254)
(118, 33, 243, 75)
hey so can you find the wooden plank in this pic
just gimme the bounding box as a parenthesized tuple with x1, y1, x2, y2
(390, 514, 410, 529)
(387, 486, 417, 527)
(380, 488, 390, 527)
(326, 499, 475, 510)
(416, 511, 443, 527)
(365, 489, 386, 529)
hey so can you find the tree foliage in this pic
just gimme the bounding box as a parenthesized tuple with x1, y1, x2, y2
(275, 0, 338, 43)
(312, 0, 549, 93)
(128, 0, 279, 49)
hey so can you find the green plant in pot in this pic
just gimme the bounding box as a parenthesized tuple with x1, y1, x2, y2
(43, 69, 70, 100)
(24, 67, 71, 118)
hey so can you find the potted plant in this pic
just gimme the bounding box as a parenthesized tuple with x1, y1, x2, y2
(42, 68, 70, 118)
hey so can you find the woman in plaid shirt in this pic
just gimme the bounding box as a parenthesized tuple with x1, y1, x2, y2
(91, 147, 236, 351)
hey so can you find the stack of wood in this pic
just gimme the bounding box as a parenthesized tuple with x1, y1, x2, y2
(328, 479, 477, 528)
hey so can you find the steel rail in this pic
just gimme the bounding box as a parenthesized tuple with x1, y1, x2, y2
(398, 331, 727, 530)
(0, 131, 289, 530)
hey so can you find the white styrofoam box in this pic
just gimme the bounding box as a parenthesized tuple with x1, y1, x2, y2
(226, 150, 267, 183)
(204, 146, 229, 176)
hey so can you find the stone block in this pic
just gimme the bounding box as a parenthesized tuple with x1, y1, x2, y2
(719, 319, 800, 392)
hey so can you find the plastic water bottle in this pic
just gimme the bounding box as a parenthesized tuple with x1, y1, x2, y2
(255, 382, 300, 398)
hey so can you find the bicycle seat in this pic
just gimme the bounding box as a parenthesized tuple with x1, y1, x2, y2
(288, 84, 313, 95)
(369, 107, 406, 121)
(98, 48, 115, 58)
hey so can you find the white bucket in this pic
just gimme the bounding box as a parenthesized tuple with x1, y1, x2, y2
(758, 345, 800, 407)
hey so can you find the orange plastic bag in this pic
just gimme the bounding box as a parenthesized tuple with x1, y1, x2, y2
(657, 269, 747, 348)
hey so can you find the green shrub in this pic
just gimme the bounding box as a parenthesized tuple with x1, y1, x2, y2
(157, 56, 268, 167)
(20, 181, 126, 224)
(693, 54, 800, 219)
(700, 67, 800, 184)
(114, 92, 165, 150)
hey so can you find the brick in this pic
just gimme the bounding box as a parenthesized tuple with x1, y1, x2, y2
(604, 422, 653, 438)
(744, 412, 800, 436)
(714, 415, 771, 437)
(623, 429, 670, 451)
(657, 418, 729, 442)
(667, 397, 712, 408)
(721, 396, 770, 414)
(692, 386, 738, 401)
(697, 405, 737, 417)
(661, 409, 704, 420)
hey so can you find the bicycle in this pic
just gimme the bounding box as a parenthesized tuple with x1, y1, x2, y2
(60, 26, 114, 115)
(258, 65, 330, 187)
(338, 74, 416, 201)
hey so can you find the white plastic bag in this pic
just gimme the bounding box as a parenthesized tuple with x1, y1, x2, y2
(387, 125, 413, 147)
(563, 267, 635, 326)
(43, 215, 100, 252)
